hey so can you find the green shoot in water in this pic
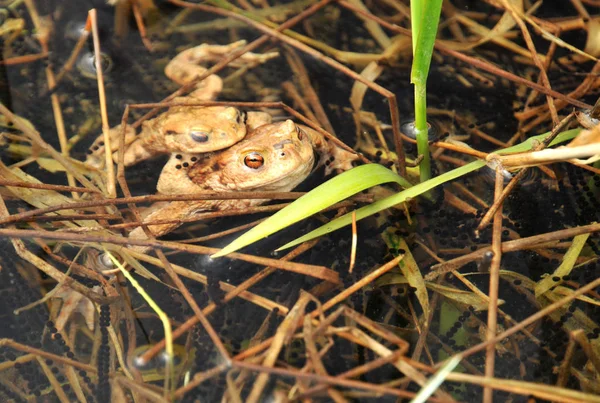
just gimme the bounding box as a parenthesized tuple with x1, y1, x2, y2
(410, 0, 444, 183)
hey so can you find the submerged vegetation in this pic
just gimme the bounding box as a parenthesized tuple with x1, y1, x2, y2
(1, 0, 600, 402)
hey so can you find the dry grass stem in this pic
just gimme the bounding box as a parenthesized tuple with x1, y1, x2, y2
(89, 9, 116, 198)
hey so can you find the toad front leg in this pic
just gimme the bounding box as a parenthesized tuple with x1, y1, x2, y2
(86, 124, 137, 169)
(300, 125, 360, 174)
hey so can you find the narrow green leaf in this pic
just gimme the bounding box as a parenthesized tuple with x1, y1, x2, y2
(414, 85, 430, 182)
(410, 0, 444, 85)
(535, 233, 590, 297)
(410, 0, 424, 57)
(409, 0, 452, 184)
(278, 160, 485, 250)
(502, 128, 579, 152)
(277, 128, 582, 250)
(211, 164, 412, 257)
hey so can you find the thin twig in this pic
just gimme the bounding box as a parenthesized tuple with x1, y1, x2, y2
(451, 275, 600, 362)
(483, 165, 504, 403)
(131, 0, 153, 50)
(283, 47, 336, 134)
(246, 293, 312, 401)
(89, 9, 116, 198)
(0, 339, 96, 373)
(0, 227, 335, 281)
(427, 222, 600, 279)
(233, 360, 427, 400)
(0, 191, 362, 225)
(156, 249, 232, 363)
(0, 179, 100, 193)
(556, 331, 578, 388)
(295, 350, 406, 399)
(133, 0, 335, 129)
(498, 0, 559, 125)
(53, 31, 90, 87)
(234, 255, 406, 363)
(0, 52, 48, 65)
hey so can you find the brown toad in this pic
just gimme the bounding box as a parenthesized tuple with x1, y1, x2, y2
(128, 119, 358, 243)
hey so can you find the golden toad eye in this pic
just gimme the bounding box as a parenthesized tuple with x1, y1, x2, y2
(191, 131, 209, 143)
(244, 152, 264, 169)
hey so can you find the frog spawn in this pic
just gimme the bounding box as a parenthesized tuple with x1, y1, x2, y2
(356, 164, 600, 399)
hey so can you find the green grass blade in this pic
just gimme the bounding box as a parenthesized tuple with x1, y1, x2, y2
(414, 84, 431, 183)
(410, 0, 444, 86)
(499, 128, 580, 153)
(105, 250, 175, 393)
(277, 128, 581, 250)
(211, 164, 413, 257)
(410, 0, 443, 183)
(278, 160, 485, 250)
(410, 0, 424, 56)
(535, 233, 590, 297)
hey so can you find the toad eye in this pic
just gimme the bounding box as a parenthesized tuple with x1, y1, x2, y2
(296, 127, 304, 140)
(244, 152, 264, 169)
(191, 131, 209, 143)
